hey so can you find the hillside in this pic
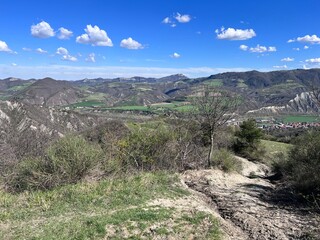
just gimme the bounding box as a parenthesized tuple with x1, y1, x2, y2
(209, 69, 320, 89)
(0, 100, 103, 166)
(12, 78, 83, 107)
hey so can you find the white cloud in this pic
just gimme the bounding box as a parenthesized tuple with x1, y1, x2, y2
(288, 34, 320, 44)
(0, 40, 12, 52)
(162, 17, 171, 24)
(11, 63, 17, 66)
(293, 47, 300, 51)
(175, 13, 191, 23)
(247, 44, 277, 53)
(76, 25, 113, 46)
(86, 53, 95, 62)
(304, 45, 309, 49)
(22, 47, 32, 51)
(305, 58, 320, 63)
(216, 27, 256, 40)
(281, 57, 294, 62)
(55, 47, 77, 62)
(57, 27, 73, 40)
(239, 44, 248, 51)
(61, 55, 77, 62)
(273, 65, 288, 69)
(56, 47, 68, 55)
(120, 37, 143, 50)
(268, 46, 276, 52)
(171, 24, 176, 28)
(36, 48, 47, 54)
(31, 21, 55, 38)
(170, 52, 181, 58)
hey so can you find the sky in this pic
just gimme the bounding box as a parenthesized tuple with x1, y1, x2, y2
(0, 0, 320, 80)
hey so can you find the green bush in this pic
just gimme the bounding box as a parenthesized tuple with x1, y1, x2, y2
(279, 131, 320, 194)
(6, 136, 104, 192)
(114, 126, 177, 171)
(211, 149, 242, 173)
(233, 119, 264, 160)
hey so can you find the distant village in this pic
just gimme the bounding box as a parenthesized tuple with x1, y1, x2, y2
(227, 117, 320, 130)
(256, 118, 320, 129)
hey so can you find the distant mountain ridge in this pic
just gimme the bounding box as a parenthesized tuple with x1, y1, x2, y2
(2, 69, 320, 113)
(208, 69, 320, 88)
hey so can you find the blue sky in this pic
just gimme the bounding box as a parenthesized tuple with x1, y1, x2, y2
(0, 0, 320, 79)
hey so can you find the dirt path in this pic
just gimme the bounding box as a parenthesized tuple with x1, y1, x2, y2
(181, 157, 320, 240)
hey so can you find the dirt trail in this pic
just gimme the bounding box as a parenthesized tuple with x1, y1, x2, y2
(181, 157, 320, 240)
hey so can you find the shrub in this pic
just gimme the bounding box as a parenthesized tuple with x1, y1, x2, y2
(114, 126, 177, 172)
(109, 121, 206, 172)
(233, 119, 264, 160)
(279, 131, 320, 194)
(46, 135, 104, 182)
(211, 149, 242, 173)
(5, 135, 104, 192)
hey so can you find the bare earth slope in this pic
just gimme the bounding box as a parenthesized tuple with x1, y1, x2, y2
(181, 157, 320, 239)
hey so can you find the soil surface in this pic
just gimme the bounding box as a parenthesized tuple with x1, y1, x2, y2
(181, 157, 320, 240)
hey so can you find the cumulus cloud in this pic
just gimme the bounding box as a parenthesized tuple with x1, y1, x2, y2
(240, 44, 276, 53)
(273, 65, 288, 69)
(281, 57, 294, 62)
(293, 47, 300, 51)
(170, 52, 181, 58)
(36, 48, 47, 54)
(56, 47, 68, 55)
(86, 53, 95, 62)
(288, 34, 320, 44)
(31, 21, 55, 38)
(61, 54, 77, 62)
(55, 47, 77, 61)
(0, 40, 12, 52)
(305, 58, 320, 63)
(175, 13, 191, 23)
(216, 27, 256, 40)
(57, 27, 73, 40)
(304, 45, 309, 49)
(76, 25, 113, 46)
(120, 37, 143, 50)
(239, 44, 248, 51)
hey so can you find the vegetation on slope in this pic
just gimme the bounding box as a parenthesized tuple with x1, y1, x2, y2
(0, 172, 221, 239)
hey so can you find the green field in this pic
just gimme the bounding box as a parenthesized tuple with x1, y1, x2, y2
(84, 92, 106, 101)
(68, 100, 105, 108)
(0, 172, 221, 239)
(105, 105, 151, 111)
(261, 139, 292, 164)
(104, 101, 193, 113)
(7, 82, 33, 92)
(237, 79, 248, 88)
(280, 115, 320, 123)
(204, 79, 223, 87)
(261, 82, 303, 94)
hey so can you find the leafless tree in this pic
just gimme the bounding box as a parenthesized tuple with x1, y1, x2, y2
(190, 86, 239, 167)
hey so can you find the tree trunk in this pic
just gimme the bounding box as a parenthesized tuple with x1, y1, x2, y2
(207, 133, 214, 167)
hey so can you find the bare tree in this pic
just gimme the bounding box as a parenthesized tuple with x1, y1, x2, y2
(190, 86, 239, 167)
